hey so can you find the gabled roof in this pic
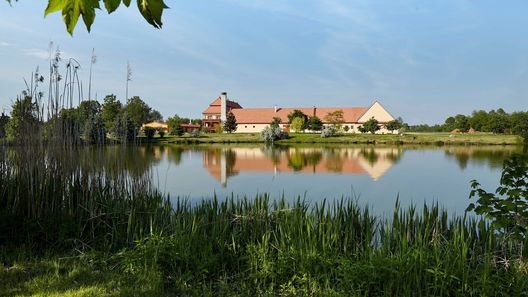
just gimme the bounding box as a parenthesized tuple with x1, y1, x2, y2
(202, 97, 243, 114)
(231, 107, 369, 124)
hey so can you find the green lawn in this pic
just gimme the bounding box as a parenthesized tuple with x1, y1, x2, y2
(149, 132, 522, 145)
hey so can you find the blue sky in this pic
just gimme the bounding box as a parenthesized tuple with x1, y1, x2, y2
(1, 0, 527, 124)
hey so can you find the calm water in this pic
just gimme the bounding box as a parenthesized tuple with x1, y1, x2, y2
(128, 144, 522, 215)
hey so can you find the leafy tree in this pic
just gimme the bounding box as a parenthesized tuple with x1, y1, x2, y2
(8, 0, 170, 35)
(467, 154, 528, 238)
(223, 111, 237, 133)
(167, 115, 186, 136)
(287, 110, 308, 131)
(148, 109, 163, 122)
(290, 117, 305, 133)
(453, 114, 470, 132)
(488, 110, 510, 134)
(270, 117, 282, 129)
(324, 110, 344, 131)
(469, 110, 489, 132)
(359, 117, 380, 134)
(191, 119, 203, 126)
(6, 96, 40, 140)
(101, 94, 122, 133)
(143, 126, 156, 139)
(343, 125, 350, 132)
(158, 130, 165, 138)
(321, 125, 336, 138)
(0, 112, 9, 138)
(307, 116, 323, 131)
(83, 115, 106, 144)
(385, 120, 402, 133)
(113, 112, 137, 142)
(510, 112, 528, 141)
(123, 96, 152, 129)
(444, 116, 456, 131)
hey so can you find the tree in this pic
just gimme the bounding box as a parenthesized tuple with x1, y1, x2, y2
(0, 112, 9, 138)
(167, 114, 184, 135)
(488, 110, 510, 134)
(113, 112, 137, 142)
(307, 116, 323, 131)
(287, 110, 308, 131)
(148, 109, 163, 122)
(123, 96, 152, 129)
(469, 110, 489, 132)
(324, 110, 344, 131)
(270, 117, 282, 129)
(510, 112, 528, 141)
(359, 117, 380, 134)
(101, 94, 122, 132)
(444, 116, 456, 131)
(11, 0, 170, 35)
(290, 117, 305, 133)
(454, 114, 470, 132)
(385, 120, 402, 133)
(143, 126, 156, 139)
(83, 115, 106, 144)
(223, 111, 237, 133)
(6, 96, 40, 140)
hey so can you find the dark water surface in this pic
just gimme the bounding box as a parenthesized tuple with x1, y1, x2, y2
(126, 144, 521, 215)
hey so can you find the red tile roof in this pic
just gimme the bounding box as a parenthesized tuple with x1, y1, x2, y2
(203, 97, 242, 114)
(231, 107, 368, 124)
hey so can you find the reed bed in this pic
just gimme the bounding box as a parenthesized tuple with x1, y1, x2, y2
(1, 145, 528, 296)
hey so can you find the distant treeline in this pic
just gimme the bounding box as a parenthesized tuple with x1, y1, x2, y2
(406, 109, 528, 137)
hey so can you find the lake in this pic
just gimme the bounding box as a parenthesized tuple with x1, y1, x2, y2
(110, 144, 521, 216)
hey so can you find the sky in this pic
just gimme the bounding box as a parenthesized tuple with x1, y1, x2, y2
(1, 0, 527, 124)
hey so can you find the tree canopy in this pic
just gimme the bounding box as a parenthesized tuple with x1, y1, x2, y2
(6, 0, 169, 35)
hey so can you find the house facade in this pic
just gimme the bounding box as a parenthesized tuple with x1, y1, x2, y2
(202, 92, 243, 132)
(202, 92, 397, 134)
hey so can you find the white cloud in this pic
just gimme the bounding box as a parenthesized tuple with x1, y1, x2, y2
(23, 48, 51, 60)
(0, 42, 15, 47)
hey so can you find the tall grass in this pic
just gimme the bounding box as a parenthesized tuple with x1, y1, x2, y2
(1, 144, 527, 295)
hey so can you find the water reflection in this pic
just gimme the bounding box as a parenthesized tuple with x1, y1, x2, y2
(203, 146, 403, 186)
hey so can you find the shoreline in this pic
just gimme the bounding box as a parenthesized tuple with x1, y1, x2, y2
(148, 132, 523, 146)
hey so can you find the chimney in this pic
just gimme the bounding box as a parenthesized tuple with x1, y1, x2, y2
(313, 106, 316, 117)
(274, 104, 278, 113)
(220, 92, 227, 122)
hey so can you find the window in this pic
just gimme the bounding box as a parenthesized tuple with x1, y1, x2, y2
(245, 125, 247, 128)
(253, 126, 255, 128)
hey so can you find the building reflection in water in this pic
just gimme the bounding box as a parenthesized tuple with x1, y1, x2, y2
(203, 146, 403, 187)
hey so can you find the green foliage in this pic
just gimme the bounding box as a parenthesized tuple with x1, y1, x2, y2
(113, 112, 137, 142)
(167, 114, 184, 136)
(101, 94, 122, 132)
(0, 112, 9, 138)
(287, 110, 308, 131)
(223, 111, 237, 133)
(40, 0, 169, 35)
(324, 110, 344, 131)
(148, 109, 163, 122)
(468, 154, 528, 238)
(158, 130, 165, 138)
(385, 119, 402, 133)
(359, 117, 380, 134)
(6, 96, 40, 140)
(83, 114, 106, 144)
(143, 126, 156, 139)
(290, 117, 305, 133)
(307, 116, 323, 131)
(270, 116, 282, 129)
(123, 96, 152, 130)
(343, 125, 350, 132)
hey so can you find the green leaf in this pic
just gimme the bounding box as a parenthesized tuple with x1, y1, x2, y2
(45, 0, 66, 16)
(137, 0, 169, 29)
(123, 0, 131, 7)
(104, 0, 121, 13)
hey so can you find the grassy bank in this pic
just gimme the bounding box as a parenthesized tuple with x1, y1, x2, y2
(2, 197, 528, 296)
(150, 132, 522, 145)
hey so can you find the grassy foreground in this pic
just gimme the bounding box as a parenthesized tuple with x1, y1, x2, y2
(151, 132, 522, 145)
(1, 146, 528, 296)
